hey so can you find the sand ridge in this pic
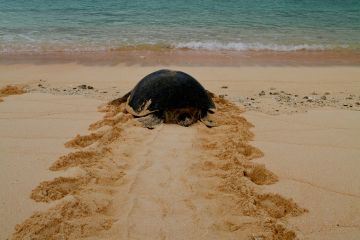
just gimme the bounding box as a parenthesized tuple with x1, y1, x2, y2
(11, 95, 306, 239)
(12, 102, 134, 239)
(194, 97, 306, 239)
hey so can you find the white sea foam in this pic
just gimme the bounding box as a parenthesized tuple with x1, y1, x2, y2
(174, 41, 335, 51)
(0, 41, 349, 53)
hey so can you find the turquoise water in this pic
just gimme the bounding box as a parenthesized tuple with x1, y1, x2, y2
(0, 0, 359, 52)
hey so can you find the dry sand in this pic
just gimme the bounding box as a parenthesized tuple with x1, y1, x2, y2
(244, 110, 360, 239)
(0, 92, 102, 239)
(0, 64, 360, 239)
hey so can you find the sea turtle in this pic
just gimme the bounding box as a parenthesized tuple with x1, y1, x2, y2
(111, 69, 216, 128)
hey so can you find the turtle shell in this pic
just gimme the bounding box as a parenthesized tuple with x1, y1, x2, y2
(126, 69, 215, 117)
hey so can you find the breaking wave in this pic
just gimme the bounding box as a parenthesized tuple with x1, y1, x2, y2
(174, 41, 338, 51)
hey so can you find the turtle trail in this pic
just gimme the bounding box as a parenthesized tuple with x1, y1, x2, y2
(12, 97, 307, 240)
(106, 125, 207, 239)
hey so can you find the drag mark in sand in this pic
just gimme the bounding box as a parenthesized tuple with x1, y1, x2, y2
(12, 96, 307, 239)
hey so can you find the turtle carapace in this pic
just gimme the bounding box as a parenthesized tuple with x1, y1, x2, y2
(111, 69, 216, 128)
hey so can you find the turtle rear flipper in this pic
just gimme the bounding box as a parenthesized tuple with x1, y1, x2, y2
(137, 114, 163, 129)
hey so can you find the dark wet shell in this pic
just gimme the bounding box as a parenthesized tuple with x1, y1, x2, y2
(127, 69, 215, 116)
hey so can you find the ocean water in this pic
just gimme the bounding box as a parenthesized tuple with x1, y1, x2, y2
(0, 0, 359, 52)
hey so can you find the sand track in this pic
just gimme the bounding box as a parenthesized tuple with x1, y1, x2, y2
(12, 98, 306, 240)
(106, 125, 208, 239)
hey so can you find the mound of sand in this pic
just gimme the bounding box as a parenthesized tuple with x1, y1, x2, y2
(0, 85, 26, 102)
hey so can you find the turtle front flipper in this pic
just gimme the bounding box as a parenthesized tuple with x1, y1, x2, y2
(200, 115, 217, 128)
(137, 114, 163, 129)
(109, 91, 131, 106)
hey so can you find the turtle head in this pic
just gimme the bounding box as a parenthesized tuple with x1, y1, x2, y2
(163, 107, 201, 127)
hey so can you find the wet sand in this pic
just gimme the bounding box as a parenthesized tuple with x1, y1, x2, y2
(1, 49, 360, 66)
(0, 61, 360, 239)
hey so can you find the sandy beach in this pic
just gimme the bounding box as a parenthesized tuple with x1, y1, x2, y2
(1, 59, 360, 239)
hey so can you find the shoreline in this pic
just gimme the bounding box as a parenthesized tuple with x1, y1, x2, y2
(1, 49, 360, 66)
